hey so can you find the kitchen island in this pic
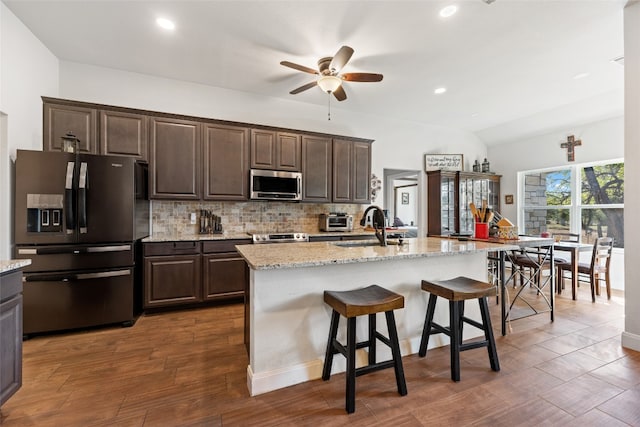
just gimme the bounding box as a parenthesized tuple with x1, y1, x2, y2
(236, 237, 517, 396)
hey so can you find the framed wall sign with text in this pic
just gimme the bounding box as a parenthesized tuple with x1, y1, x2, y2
(424, 154, 464, 172)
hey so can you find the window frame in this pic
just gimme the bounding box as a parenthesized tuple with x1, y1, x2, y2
(518, 158, 624, 248)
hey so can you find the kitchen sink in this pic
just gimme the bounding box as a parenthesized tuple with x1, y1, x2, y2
(333, 240, 381, 248)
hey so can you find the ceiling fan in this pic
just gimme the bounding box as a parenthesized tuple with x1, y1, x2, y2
(280, 45, 383, 101)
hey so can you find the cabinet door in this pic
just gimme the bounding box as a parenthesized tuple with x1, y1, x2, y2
(352, 142, 372, 203)
(0, 294, 22, 406)
(250, 129, 276, 169)
(144, 255, 201, 308)
(43, 102, 97, 153)
(100, 110, 148, 160)
(202, 253, 246, 300)
(302, 135, 332, 202)
(332, 139, 353, 202)
(149, 117, 201, 200)
(276, 132, 301, 171)
(203, 124, 249, 200)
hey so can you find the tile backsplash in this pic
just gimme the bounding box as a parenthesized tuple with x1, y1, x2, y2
(151, 201, 367, 237)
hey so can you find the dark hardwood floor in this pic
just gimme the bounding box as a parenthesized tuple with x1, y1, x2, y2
(1, 283, 639, 426)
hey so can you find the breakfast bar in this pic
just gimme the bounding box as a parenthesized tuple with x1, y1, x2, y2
(236, 237, 517, 396)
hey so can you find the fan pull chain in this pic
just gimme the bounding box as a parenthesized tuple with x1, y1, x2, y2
(327, 92, 331, 121)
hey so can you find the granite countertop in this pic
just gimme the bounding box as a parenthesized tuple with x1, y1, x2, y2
(0, 259, 32, 274)
(236, 236, 519, 270)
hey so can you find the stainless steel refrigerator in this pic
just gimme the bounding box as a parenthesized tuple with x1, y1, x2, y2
(14, 149, 149, 336)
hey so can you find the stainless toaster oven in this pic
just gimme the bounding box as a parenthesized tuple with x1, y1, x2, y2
(319, 213, 353, 231)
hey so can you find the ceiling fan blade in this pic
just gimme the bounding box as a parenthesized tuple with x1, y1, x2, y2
(341, 73, 384, 82)
(329, 46, 354, 73)
(280, 61, 319, 75)
(290, 81, 318, 94)
(333, 85, 347, 101)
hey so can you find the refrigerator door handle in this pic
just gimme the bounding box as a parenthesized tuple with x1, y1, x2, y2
(24, 269, 131, 282)
(65, 161, 76, 233)
(78, 162, 88, 234)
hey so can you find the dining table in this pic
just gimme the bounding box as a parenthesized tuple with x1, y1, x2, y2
(553, 240, 594, 300)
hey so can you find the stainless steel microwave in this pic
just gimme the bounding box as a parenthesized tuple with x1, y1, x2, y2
(250, 169, 302, 201)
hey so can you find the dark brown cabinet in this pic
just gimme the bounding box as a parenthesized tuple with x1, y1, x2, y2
(0, 270, 23, 407)
(100, 110, 148, 160)
(44, 98, 147, 159)
(143, 242, 201, 308)
(149, 116, 201, 200)
(427, 170, 501, 236)
(301, 135, 332, 202)
(202, 240, 248, 300)
(250, 130, 301, 171)
(332, 139, 372, 203)
(203, 124, 249, 200)
(143, 240, 248, 310)
(43, 101, 97, 153)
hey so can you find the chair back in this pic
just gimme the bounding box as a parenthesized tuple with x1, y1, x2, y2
(553, 232, 580, 243)
(590, 237, 613, 273)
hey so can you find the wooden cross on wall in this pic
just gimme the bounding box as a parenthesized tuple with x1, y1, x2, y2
(561, 135, 582, 162)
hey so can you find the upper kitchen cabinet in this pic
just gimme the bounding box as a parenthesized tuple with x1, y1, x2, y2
(149, 116, 201, 200)
(43, 98, 147, 159)
(203, 123, 249, 200)
(100, 110, 148, 160)
(43, 100, 97, 153)
(250, 130, 301, 171)
(332, 139, 372, 203)
(301, 135, 332, 202)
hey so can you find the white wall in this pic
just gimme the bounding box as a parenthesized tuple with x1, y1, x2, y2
(622, 1, 640, 352)
(0, 2, 59, 259)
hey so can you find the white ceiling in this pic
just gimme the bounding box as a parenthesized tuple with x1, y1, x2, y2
(4, 0, 626, 145)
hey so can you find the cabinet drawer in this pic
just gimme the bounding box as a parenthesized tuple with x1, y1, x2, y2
(202, 239, 251, 254)
(143, 241, 200, 256)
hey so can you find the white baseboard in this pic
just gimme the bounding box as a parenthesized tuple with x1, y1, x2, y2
(621, 331, 640, 352)
(247, 333, 462, 396)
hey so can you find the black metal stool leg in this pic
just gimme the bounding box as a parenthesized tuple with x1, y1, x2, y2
(385, 310, 407, 396)
(368, 313, 376, 365)
(419, 294, 438, 357)
(478, 297, 500, 372)
(449, 300, 461, 382)
(458, 301, 465, 345)
(346, 316, 357, 414)
(322, 310, 340, 381)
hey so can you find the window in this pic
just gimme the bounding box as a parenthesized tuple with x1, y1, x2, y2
(520, 161, 624, 248)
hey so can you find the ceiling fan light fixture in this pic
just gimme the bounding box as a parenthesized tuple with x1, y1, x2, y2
(317, 75, 342, 93)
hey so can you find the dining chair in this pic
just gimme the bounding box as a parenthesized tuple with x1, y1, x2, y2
(552, 232, 580, 243)
(556, 237, 613, 302)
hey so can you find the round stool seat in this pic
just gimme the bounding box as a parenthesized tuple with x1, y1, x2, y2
(324, 284, 404, 318)
(421, 276, 496, 301)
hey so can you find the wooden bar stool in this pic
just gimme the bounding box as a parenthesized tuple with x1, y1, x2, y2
(418, 276, 500, 382)
(322, 285, 407, 414)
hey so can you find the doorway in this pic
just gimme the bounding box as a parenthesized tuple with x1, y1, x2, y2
(383, 169, 422, 238)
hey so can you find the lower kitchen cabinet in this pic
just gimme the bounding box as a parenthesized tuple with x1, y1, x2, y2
(143, 240, 248, 310)
(202, 240, 248, 300)
(144, 253, 201, 308)
(1, 270, 23, 407)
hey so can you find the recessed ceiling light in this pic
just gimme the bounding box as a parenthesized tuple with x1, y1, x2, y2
(573, 72, 589, 80)
(156, 17, 175, 31)
(439, 5, 458, 18)
(434, 87, 447, 95)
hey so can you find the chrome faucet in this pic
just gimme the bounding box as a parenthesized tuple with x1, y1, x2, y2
(360, 205, 387, 246)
